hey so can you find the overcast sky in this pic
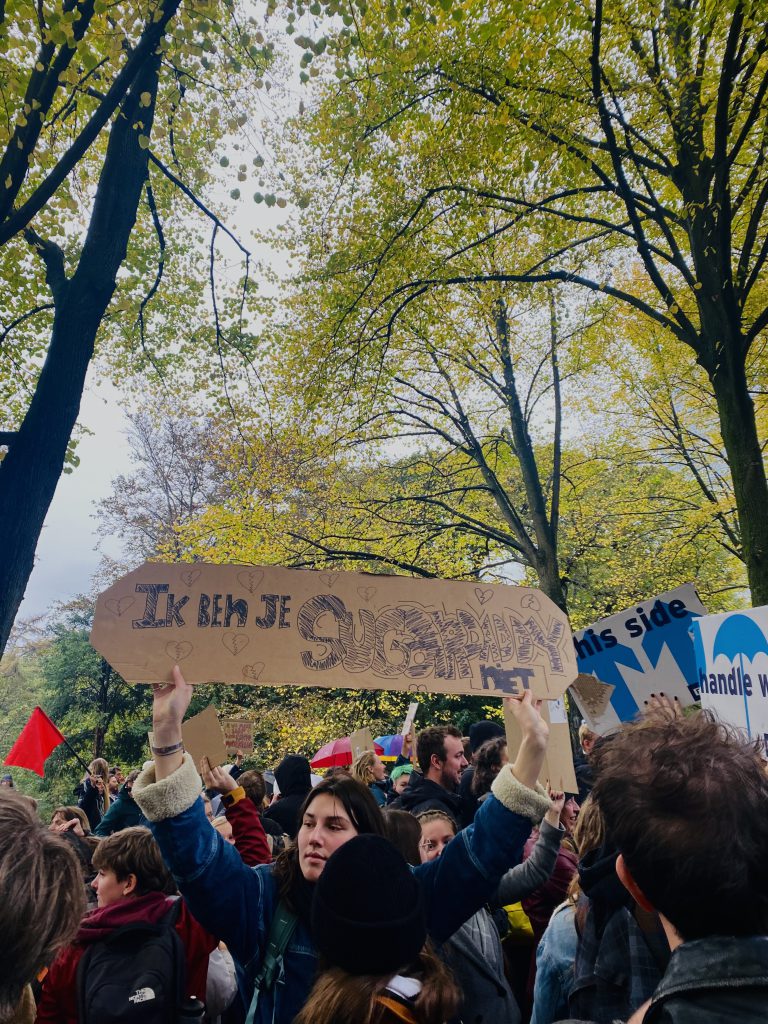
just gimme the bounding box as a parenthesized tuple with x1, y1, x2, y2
(17, 379, 132, 623)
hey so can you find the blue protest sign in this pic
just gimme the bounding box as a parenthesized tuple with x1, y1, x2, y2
(690, 607, 768, 744)
(570, 584, 706, 733)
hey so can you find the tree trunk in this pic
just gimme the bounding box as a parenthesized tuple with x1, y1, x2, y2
(93, 657, 112, 759)
(495, 298, 568, 615)
(0, 57, 162, 656)
(709, 344, 768, 605)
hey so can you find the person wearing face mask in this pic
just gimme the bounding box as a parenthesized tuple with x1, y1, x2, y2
(390, 726, 468, 825)
(131, 666, 554, 1024)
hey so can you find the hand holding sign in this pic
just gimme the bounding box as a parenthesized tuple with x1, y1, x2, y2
(544, 787, 565, 828)
(642, 692, 682, 722)
(151, 665, 192, 781)
(504, 692, 547, 745)
(201, 756, 237, 794)
(505, 691, 548, 791)
(152, 666, 192, 740)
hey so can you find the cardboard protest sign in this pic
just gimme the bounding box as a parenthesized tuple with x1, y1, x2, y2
(181, 706, 228, 768)
(401, 702, 419, 736)
(570, 584, 706, 734)
(91, 562, 577, 699)
(350, 727, 375, 760)
(569, 674, 614, 724)
(222, 719, 254, 754)
(504, 700, 578, 794)
(690, 607, 768, 745)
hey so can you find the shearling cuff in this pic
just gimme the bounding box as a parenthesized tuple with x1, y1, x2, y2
(132, 752, 202, 822)
(491, 765, 551, 823)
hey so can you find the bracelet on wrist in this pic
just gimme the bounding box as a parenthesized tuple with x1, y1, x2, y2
(151, 740, 185, 757)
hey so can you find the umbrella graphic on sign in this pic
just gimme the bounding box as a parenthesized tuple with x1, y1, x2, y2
(711, 614, 768, 735)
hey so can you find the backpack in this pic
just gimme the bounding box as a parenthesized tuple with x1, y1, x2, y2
(77, 899, 188, 1023)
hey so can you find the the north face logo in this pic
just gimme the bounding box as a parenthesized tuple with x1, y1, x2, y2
(128, 987, 156, 1004)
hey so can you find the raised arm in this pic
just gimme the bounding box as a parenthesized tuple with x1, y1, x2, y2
(203, 757, 272, 867)
(150, 665, 192, 778)
(416, 691, 551, 943)
(494, 792, 564, 907)
(132, 667, 272, 966)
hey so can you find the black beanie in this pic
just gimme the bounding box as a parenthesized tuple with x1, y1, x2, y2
(311, 834, 426, 976)
(469, 719, 505, 753)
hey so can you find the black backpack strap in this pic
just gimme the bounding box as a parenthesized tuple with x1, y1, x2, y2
(244, 901, 298, 1024)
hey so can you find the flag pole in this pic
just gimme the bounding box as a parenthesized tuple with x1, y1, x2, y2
(60, 737, 93, 776)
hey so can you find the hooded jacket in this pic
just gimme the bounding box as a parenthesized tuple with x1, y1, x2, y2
(36, 891, 217, 1024)
(263, 755, 311, 838)
(93, 785, 147, 837)
(389, 772, 463, 824)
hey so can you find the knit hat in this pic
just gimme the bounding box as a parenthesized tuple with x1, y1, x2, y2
(469, 720, 505, 753)
(312, 835, 426, 976)
(390, 763, 414, 783)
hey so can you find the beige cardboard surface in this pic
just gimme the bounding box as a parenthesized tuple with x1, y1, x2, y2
(182, 706, 228, 768)
(222, 719, 254, 754)
(90, 562, 577, 699)
(350, 726, 376, 760)
(569, 674, 614, 722)
(504, 701, 578, 795)
(401, 702, 419, 736)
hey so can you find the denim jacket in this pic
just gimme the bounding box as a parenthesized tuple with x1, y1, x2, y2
(135, 755, 549, 1024)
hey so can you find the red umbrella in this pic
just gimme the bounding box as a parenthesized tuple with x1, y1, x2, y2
(310, 736, 384, 769)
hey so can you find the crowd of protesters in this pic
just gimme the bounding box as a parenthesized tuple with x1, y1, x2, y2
(1, 676, 767, 1024)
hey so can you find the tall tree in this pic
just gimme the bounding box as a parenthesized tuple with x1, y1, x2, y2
(272, 0, 768, 601)
(0, 0, 268, 655)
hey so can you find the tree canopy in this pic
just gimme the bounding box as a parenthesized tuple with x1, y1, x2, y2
(258, 0, 767, 605)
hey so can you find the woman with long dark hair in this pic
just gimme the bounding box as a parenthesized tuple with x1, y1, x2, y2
(132, 667, 552, 1024)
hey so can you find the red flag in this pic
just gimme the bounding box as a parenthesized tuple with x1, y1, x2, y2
(4, 707, 66, 776)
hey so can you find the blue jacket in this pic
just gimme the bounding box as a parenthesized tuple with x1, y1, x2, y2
(144, 765, 543, 1024)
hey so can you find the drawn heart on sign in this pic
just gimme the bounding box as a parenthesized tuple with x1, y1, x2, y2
(474, 587, 494, 606)
(165, 641, 193, 661)
(357, 586, 377, 602)
(407, 683, 427, 693)
(242, 663, 264, 682)
(222, 631, 249, 657)
(237, 570, 264, 595)
(180, 569, 201, 587)
(320, 572, 339, 588)
(105, 596, 135, 617)
(521, 594, 540, 611)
